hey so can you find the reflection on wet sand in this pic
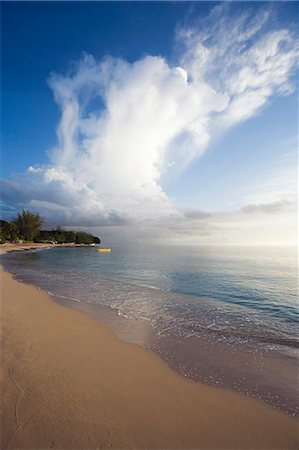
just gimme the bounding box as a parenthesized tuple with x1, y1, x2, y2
(55, 294, 298, 416)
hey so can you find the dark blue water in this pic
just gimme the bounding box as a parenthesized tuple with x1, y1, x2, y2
(1, 244, 298, 350)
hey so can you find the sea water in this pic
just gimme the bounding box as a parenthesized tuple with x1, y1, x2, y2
(1, 244, 298, 414)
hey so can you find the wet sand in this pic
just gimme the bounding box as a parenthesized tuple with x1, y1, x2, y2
(53, 291, 299, 416)
(1, 246, 299, 449)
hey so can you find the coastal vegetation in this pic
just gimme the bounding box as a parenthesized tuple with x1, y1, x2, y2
(0, 210, 100, 244)
(12, 209, 42, 241)
(37, 227, 101, 245)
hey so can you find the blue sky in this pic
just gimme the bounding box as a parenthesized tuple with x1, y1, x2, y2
(1, 1, 298, 245)
(2, 1, 188, 176)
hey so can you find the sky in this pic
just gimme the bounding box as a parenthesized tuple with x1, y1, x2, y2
(1, 1, 298, 246)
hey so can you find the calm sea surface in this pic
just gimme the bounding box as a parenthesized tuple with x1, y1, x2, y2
(1, 245, 298, 414)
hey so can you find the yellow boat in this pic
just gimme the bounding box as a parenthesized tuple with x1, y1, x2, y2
(97, 248, 111, 253)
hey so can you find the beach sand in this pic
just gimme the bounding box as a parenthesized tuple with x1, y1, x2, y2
(1, 247, 298, 449)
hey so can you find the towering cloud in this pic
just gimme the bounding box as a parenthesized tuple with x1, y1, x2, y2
(1, 4, 297, 229)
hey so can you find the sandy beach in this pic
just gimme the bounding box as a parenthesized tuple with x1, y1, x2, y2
(1, 246, 298, 449)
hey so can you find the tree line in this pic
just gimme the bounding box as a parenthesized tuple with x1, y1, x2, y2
(0, 210, 101, 245)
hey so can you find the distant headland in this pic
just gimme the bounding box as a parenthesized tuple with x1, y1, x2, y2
(0, 209, 101, 245)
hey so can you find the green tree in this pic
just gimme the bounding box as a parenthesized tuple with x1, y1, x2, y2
(64, 230, 76, 243)
(52, 227, 66, 244)
(93, 235, 101, 244)
(34, 229, 53, 243)
(0, 220, 18, 241)
(13, 210, 42, 241)
(75, 231, 94, 244)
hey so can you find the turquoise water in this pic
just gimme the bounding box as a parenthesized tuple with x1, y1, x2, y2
(1, 244, 298, 414)
(2, 245, 298, 349)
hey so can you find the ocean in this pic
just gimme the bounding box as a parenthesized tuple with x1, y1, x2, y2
(1, 244, 298, 415)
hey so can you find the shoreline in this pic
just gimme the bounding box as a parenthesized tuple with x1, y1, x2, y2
(1, 245, 298, 448)
(51, 281, 299, 417)
(2, 244, 298, 417)
(0, 242, 98, 253)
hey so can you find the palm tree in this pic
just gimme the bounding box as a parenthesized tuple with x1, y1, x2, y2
(13, 209, 42, 241)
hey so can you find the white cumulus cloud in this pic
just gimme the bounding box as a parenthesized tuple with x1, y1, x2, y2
(1, 4, 298, 229)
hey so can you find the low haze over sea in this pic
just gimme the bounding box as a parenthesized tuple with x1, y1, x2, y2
(2, 244, 298, 415)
